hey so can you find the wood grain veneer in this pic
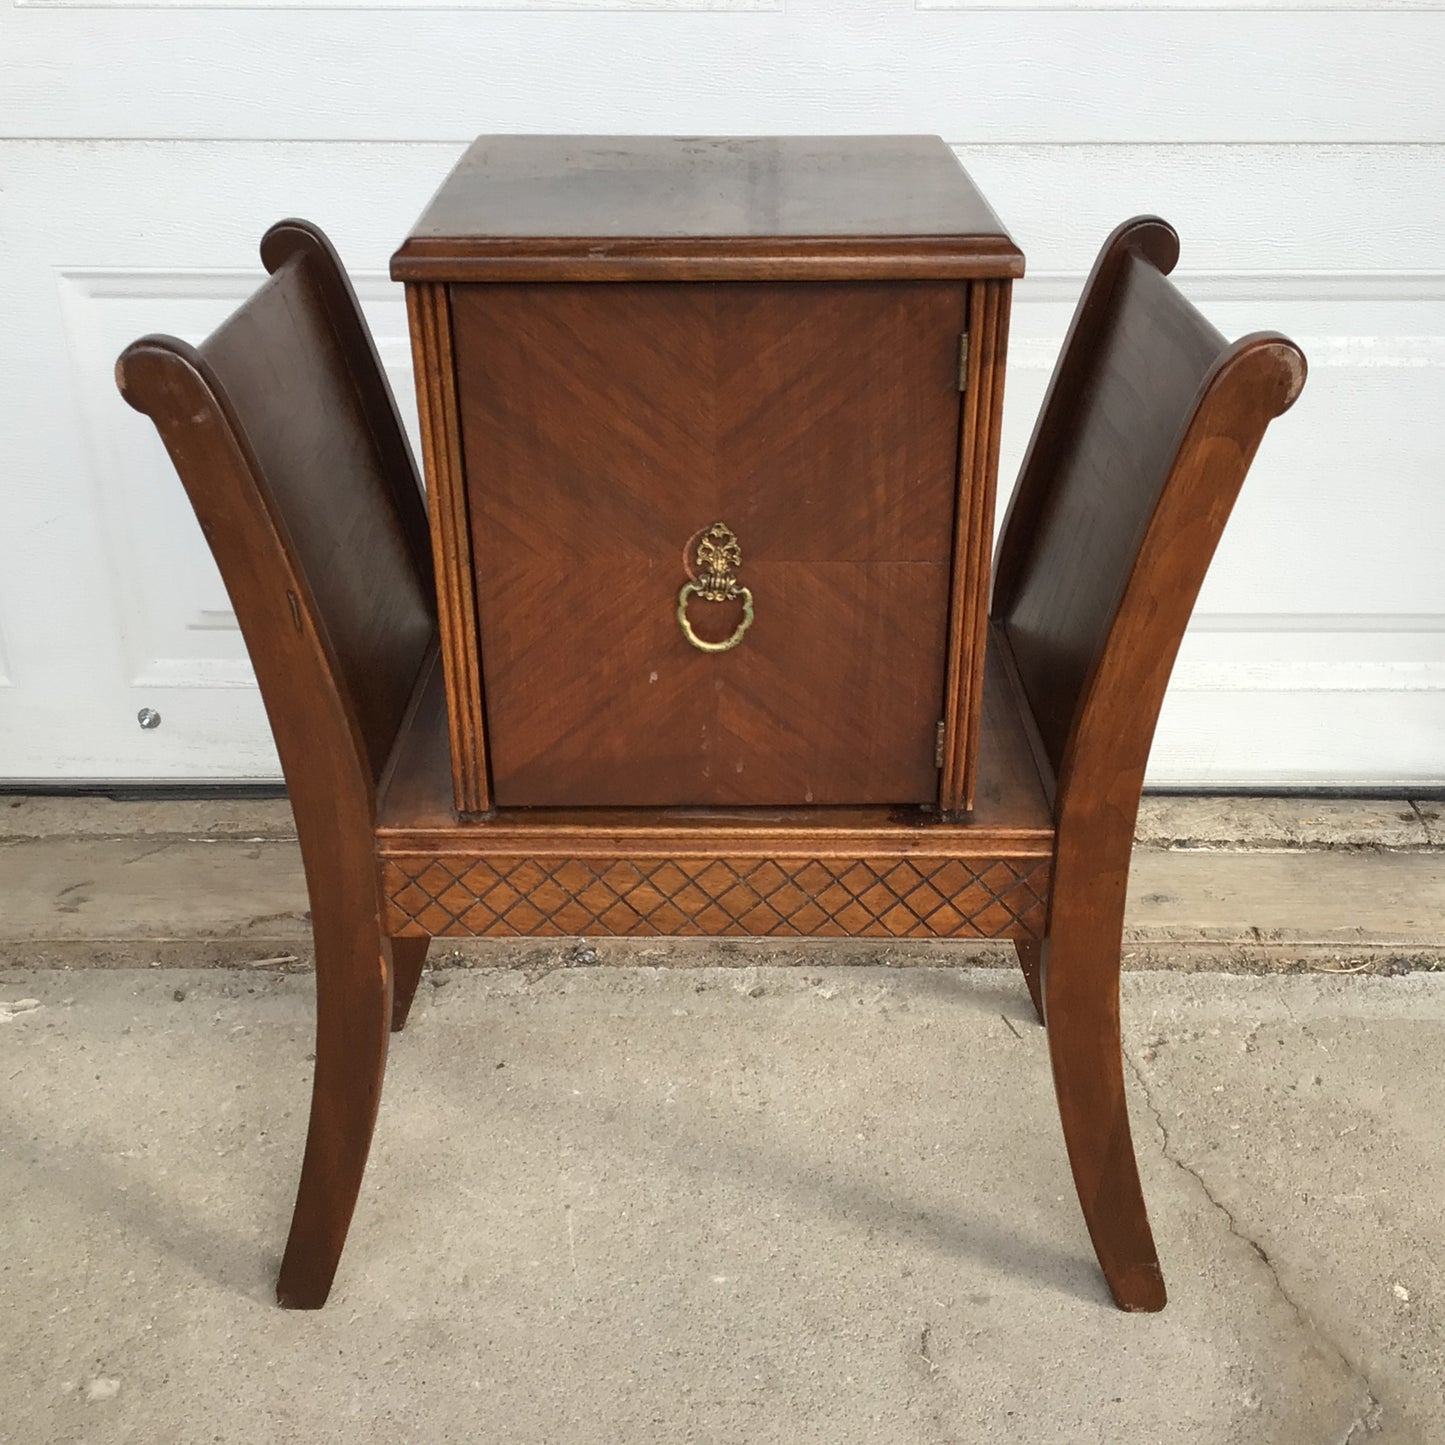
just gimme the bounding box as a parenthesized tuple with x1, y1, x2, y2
(400, 137, 1019, 813)
(391, 135, 1024, 283)
(450, 279, 969, 808)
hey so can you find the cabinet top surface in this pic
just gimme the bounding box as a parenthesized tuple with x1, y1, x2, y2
(391, 135, 1023, 281)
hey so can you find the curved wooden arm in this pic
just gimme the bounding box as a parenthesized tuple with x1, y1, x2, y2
(116, 221, 440, 1309)
(991, 217, 1305, 814)
(117, 227, 437, 793)
(988, 221, 1304, 1314)
(1057, 331, 1306, 835)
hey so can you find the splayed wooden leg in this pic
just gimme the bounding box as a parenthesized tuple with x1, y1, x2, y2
(389, 935, 430, 1033)
(276, 881, 393, 1309)
(1044, 912, 1166, 1312)
(1011, 935, 1045, 1024)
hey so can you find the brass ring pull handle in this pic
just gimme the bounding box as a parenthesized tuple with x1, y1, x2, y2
(677, 522, 754, 654)
(677, 580, 754, 653)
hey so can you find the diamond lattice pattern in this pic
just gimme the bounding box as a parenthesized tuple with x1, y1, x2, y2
(382, 854, 1048, 941)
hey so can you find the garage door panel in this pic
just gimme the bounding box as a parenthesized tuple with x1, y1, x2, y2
(2, 8, 1442, 143)
(1, 139, 1441, 782)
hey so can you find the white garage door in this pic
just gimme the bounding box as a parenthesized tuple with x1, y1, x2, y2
(1, 4, 1442, 786)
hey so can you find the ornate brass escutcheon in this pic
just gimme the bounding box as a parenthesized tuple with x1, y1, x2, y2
(677, 522, 755, 654)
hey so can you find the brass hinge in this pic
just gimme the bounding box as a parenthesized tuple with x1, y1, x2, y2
(956, 332, 971, 393)
(935, 720, 947, 769)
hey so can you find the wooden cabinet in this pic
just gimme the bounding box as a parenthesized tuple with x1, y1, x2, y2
(393, 136, 1022, 816)
(123, 198, 1303, 1312)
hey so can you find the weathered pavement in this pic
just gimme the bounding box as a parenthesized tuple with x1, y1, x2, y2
(4, 793, 1445, 974)
(2, 794, 1443, 1441)
(2, 964, 1442, 1444)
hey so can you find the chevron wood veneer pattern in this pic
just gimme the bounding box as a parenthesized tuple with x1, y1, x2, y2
(381, 851, 1049, 940)
(449, 279, 972, 809)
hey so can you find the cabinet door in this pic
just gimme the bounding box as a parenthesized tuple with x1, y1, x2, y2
(451, 280, 968, 807)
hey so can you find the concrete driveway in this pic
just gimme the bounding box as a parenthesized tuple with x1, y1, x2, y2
(3, 962, 1441, 1444)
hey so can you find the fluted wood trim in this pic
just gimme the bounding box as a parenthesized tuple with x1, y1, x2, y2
(406, 282, 491, 815)
(941, 278, 1011, 816)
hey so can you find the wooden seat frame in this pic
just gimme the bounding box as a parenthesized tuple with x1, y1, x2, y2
(118, 216, 1304, 1312)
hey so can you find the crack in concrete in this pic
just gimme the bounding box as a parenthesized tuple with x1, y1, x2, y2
(1341, 1398, 1386, 1445)
(1407, 800, 1441, 848)
(1122, 1045, 1384, 1441)
(233, 910, 309, 932)
(918, 1322, 937, 1376)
